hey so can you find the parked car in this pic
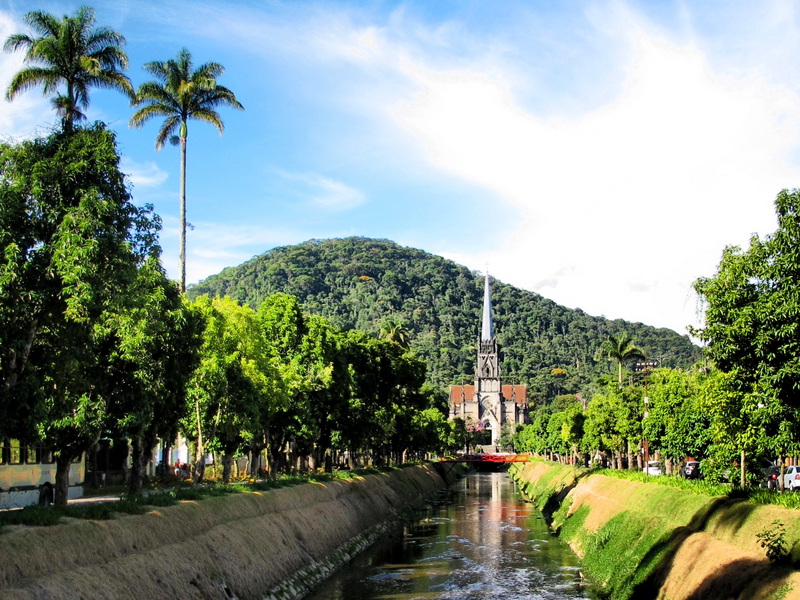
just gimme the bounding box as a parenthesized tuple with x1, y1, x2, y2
(783, 465, 800, 491)
(643, 460, 662, 476)
(683, 461, 702, 480)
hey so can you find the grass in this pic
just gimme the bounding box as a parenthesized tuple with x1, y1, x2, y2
(597, 467, 733, 497)
(516, 461, 800, 600)
(0, 465, 407, 533)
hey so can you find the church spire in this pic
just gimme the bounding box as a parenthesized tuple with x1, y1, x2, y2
(481, 272, 494, 341)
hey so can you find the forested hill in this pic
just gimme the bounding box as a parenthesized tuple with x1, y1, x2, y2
(188, 237, 701, 403)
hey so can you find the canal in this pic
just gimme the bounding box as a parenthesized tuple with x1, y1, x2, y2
(305, 471, 595, 600)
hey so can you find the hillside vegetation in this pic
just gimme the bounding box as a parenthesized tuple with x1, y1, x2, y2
(189, 237, 700, 402)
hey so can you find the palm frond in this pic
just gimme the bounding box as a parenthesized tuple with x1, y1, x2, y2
(130, 103, 176, 129)
(154, 116, 181, 150)
(3, 33, 34, 54)
(190, 109, 224, 134)
(5, 67, 59, 99)
(4, 5, 130, 128)
(88, 70, 134, 99)
(22, 11, 61, 39)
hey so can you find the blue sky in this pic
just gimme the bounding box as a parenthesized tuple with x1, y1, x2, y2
(2, 1, 800, 336)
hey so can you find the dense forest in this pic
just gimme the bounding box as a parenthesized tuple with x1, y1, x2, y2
(189, 238, 701, 404)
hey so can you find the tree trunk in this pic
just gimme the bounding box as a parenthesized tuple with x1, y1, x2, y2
(161, 443, 171, 482)
(54, 454, 75, 506)
(222, 452, 233, 484)
(179, 130, 187, 292)
(627, 441, 633, 470)
(194, 399, 205, 484)
(740, 449, 746, 489)
(348, 449, 356, 470)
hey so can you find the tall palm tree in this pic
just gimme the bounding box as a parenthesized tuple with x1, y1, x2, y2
(129, 48, 243, 292)
(595, 332, 645, 384)
(4, 6, 133, 130)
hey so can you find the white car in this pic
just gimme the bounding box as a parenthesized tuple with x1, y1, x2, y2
(643, 460, 662, 476)
(783, 465, 800, 491)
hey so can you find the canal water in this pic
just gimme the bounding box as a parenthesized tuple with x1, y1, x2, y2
(305, 471, 595, 600)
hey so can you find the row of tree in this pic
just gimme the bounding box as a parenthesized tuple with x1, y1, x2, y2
(189, 237, 702, 398)
(0, 123, 461, 505)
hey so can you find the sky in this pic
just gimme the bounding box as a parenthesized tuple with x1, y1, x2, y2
(1, 0, 799, 337)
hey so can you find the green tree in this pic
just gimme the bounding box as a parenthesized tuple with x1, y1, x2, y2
(583, 389, 628, 468)
(694, 189, 800, 486)
(643, 368, 710, 472)
(106, 260, 203, 495)
(4, 6, 133, 130)
(130, 48, 243, 291)
(379, 317, 411, 349)
(0, 124, 160, 504)
(595, 332, 646, 384)
(185, 296, 283, 483)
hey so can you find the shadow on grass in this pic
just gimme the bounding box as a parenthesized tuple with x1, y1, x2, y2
(682, 558, 790, 600)
(630, 497, 780, 599)
(542, 469, 597, 526)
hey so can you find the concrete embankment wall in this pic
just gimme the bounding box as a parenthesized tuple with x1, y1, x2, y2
(0, 464, 465, 600)
(511, 461, 800, 600)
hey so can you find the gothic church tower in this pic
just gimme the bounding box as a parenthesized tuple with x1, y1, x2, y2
(476, 273, 502, 444)
(448, 272, 528, 449)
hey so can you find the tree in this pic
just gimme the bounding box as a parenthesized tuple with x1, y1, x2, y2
(4, 6, 133, 130)
(106, 260, 204, 495)
(130, 48, 243, 291)
(379, 317, 411, 349)
(0, 124, 160, 504)
(694, 189, 800, 485)
(643, 368, 711, 472)
(595, 333, 645, 384)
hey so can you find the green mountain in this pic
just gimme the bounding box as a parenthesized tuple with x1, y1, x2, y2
(188, 237, 701, 403)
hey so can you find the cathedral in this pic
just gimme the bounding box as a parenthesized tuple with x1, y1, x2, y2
(449, 273, 528, 447)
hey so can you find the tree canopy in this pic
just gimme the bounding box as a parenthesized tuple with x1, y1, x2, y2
(189, 237, 701, 399)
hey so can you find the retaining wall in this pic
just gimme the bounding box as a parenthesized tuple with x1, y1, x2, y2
(0, 464, 463, 600)
(511, 461, 800, 600)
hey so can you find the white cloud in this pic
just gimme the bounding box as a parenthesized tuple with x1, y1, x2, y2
(275, 170, 367, 212)
(190, 1, 800, 334)
(156, 216, 306, 286)
(390, 27, 800, 334)
(120, 157, 169, 188)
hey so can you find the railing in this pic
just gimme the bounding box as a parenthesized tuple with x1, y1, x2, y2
(442, 453, 529, 464)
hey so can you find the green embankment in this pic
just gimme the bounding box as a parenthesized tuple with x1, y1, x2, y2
(0, 463, 467, 600)
(511, 461, 800, 600)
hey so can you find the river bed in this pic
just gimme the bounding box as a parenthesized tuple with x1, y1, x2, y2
(305, 471, 595, 600)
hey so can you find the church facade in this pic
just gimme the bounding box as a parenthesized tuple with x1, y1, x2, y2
(448, 273, 528, 447)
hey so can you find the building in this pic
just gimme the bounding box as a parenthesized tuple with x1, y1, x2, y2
(449, 273, 528, 447)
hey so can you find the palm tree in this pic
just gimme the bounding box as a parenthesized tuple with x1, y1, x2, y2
(4, 6, 133, 130)
(379, 318, 411, 350)
(129, 48, 243, 292)
(595, 332, 645, 384)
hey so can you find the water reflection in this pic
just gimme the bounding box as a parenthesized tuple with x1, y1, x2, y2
(305, 472, 595, 600)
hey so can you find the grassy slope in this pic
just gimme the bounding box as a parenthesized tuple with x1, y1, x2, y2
(510, 461, 800, 600)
